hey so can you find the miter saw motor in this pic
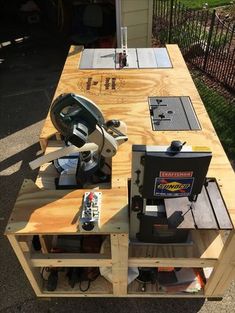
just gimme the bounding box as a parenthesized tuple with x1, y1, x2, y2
(50, 93, 128, 188)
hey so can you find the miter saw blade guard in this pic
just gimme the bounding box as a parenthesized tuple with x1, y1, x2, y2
(50, 93, 105, 148)
(49, 93, 126, 189)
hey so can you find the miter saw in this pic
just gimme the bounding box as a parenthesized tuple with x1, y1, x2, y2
(30, 93, 128, 189)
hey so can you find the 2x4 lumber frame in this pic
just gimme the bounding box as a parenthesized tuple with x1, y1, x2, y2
(7, 235, 42, 296)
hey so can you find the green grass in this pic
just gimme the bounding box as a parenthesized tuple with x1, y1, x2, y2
(180, 0, 232, 9)
(193, 77, 235, 160)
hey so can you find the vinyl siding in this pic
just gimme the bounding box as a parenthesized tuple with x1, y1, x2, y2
(120, 0, 153, 48)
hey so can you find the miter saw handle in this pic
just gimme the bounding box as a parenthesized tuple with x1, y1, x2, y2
(106, 120, 127, 136)
(29, 94, 128, 170)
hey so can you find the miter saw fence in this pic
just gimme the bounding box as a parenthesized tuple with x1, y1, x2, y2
(50, 93, 128, 188)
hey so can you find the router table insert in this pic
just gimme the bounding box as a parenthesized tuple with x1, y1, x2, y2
(149, 96, 201, 131)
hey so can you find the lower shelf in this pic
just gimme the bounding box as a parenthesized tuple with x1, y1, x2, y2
(39, 266, 212, 297)
(128, 280, 205, 297)
(128, 266, 212, 297)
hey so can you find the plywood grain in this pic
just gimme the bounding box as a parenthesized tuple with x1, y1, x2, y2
(38, 44, 235, 226)
(5, 180, 128, 235)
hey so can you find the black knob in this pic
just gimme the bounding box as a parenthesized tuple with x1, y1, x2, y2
(82, 221, 94, 231)
(170, 140, 186, 152)
(106, 120, 120, 128)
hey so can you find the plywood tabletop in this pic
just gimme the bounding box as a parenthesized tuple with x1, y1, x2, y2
(5, 179, 128, 235)
(38, 44, 235, 226)
(6, 44, 234, 235)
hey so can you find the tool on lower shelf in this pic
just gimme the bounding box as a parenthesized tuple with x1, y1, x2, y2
(136, 268, 158, 292)
(47, 270, 59, 292)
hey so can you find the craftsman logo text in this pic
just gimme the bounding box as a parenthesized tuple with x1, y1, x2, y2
(160, 171, 193, 178)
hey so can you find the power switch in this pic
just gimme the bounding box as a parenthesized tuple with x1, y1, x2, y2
(79, 191, 102, 231)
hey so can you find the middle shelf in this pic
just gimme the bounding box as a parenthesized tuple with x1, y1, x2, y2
(20, 229, 228, 269)
(128, 229, 227, 265)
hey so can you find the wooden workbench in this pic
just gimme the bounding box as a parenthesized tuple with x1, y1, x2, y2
(39, 45, 235, 224)
(5, 45, 235, 298)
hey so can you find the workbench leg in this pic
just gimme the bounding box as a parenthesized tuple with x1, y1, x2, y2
(111, 233, 128, 296)
(7, 235, 42, 296)
(39, 235, 53, 254)
(205, 231, 235, 297)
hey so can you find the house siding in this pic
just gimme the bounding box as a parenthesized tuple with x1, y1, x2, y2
(120, 0, 153, 47)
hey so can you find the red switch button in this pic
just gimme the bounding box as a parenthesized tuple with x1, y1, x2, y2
(88, 192, 94, 202)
